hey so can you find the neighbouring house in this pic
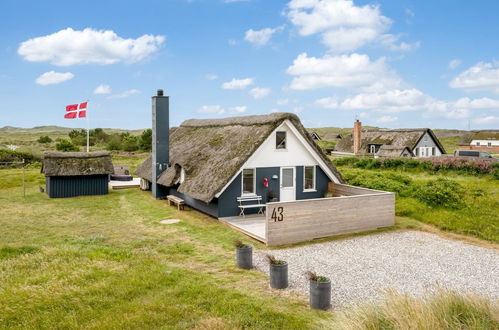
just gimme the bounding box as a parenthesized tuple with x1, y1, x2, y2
(309, 131, 321, 140)
(335, 120, 446, 158)
(41, 151, 114, 198)
(323, 133, 343, 140)
(458, 131, 499, 153)
(136, 91, 344, 218)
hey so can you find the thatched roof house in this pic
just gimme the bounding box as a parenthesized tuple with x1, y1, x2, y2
(42, 151, 114, 198)
(137, 113, 343, 204)
(335, 126, 445, 158)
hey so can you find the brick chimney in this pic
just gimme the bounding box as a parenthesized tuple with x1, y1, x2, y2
(353, 120, 362, 155)
(152, 89, 169, 199)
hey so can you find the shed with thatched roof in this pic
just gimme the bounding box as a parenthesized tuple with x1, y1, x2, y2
(136, 112, 344, 218)
(42, 151, 114, 198)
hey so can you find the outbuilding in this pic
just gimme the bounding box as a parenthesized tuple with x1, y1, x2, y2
(42, 151, 114, 198)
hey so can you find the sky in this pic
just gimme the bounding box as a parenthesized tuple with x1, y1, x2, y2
(1, 0, 499, 130)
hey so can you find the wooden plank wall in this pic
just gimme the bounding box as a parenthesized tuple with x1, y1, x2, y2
(330, 183, 385, 196)
(266, 187, 395, 246)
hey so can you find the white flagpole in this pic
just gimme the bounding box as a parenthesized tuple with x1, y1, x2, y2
(86, 100, 90, 153)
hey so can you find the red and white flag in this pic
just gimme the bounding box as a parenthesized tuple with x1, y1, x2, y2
(64, 102, 88, 119)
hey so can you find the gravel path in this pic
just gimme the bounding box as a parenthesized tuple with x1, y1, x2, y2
(254, 231, 499, 307)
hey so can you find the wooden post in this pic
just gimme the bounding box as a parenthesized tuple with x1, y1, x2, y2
(22, 159, 25, 198)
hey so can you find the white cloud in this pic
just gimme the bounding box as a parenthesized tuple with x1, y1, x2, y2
(108, 89, 141, 99)
(376, 115, 397, 123)
(35, 71, 74, 85)
(286, 0, 417, 53)
(276, 99, 289, 105)
(198, 105, 225, 114)
(448, 59, 461, 70)
(18, 28, 165, 66)
(286, 52, 402, 92)
(450, 61, 499, 94)
(221, 77, 254, 89)
(315, 89, 499, 120)
(198, 105, 247, 114)
(205, 73, 218, 80)
(94, 84, 111, 94)
(244, 26, 283, 46)
(230, 106, 247, 113)
(249, 87, 270, 99)
(472, 115, 499, 125)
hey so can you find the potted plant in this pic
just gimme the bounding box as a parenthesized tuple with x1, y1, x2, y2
(306, 271, 331, 310)
(266, 254, 288, 289)
(234, 239, 252, 269)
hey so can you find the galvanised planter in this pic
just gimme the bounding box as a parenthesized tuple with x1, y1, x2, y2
(269, 262, 288, 289)
(309, 279, 331, 310)
(236, 245, 252, 269)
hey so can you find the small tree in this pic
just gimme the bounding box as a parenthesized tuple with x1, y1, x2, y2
(55, 139, 79, 152)
(138, 129, 152, 151)
(37, 135, 52, 143)
(106, 135, 122, 151)
(122, 135, 138, 152)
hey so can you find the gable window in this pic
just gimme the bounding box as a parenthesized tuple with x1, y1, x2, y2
(304, 166, 316, 191)
(369, 145, 376, 153)
(276, 131, 287, 149)
(242, 168, 255, 195)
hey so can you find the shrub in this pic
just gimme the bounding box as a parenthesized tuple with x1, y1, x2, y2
(493, 169, 499, 180)
(122, 135, 138, 152)
(382, 158, 405, 168)
(106, 136, 122, 151)
(55, 139, 79, 152)
(341, 169, 413, 196)
(37, 135, 52, 143)
(0, 149, 40, 164)
(138, 129, 152, 151)
(333, 157, 357, 167)
(415, 178, 465, 209)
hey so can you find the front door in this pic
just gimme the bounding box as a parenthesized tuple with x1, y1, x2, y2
(280, 167, 296, 202)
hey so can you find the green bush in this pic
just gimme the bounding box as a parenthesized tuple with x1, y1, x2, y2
(333, 157, 357, 167)
(341, 169, 413, 196)
(492, 169, 499, 180)
(37, 135, 52, 143)
(415, 178, 465, 209)
(0, 149, 40, 164)
(138, 129, 152, 151)
(122, 135, 138, 152)
(55, 139, 79, 152)
(106, 136, 122, 151)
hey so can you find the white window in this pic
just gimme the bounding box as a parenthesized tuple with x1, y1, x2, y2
(369, 145, 376, 153)
(476, 141, 480, 146)
(242, 168, 255, 195)
(276, 131, 286, 149)
(488, 142, 492, 147)
(304, 166, 316, 191)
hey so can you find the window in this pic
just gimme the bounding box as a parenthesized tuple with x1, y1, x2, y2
(369, 144, 376, 153)
(276, 131, 286, 149)
(304, 166, 315, 191)
(242, 168, 255, 195)
(488, 142, 492, 147)
(476, 141, 481, 146)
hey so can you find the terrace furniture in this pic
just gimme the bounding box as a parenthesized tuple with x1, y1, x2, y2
(237, 195, 265, 218)
(167, 195, 185, 211)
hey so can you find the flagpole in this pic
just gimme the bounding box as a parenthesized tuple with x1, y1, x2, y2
(86, 100, 90, 153)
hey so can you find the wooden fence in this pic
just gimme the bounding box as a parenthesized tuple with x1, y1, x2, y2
(265, 184, 395, 246)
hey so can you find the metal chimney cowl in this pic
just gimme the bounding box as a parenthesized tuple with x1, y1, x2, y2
(152, 89, 169, 199)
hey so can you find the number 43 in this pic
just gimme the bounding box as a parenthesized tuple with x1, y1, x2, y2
(271, 207, 284, 222)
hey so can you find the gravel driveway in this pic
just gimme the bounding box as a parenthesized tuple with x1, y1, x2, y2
(253, 231, 499, 307)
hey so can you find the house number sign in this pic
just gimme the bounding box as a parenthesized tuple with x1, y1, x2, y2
(271, 207, 284, 222)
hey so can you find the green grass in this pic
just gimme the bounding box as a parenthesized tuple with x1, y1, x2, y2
(338, 167, 499, 243)
(0, 167, 332, 329)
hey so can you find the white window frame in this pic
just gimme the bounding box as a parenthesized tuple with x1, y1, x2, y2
(303, 166, 316, 192)
(488, 142, 492, 147)
(275, 131, 287, 150)
(476, 141, 480, 146)
(369, 144, 377, 154)
(241, 168, 256, 196)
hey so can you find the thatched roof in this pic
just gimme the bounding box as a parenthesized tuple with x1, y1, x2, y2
(377, 145, 413, 158)
(335, 129, 445, 154)
(136, 112, 343, 203)
(42, 151, 114, 176)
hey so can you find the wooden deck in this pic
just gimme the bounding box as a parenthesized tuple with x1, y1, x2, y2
(219, 215, 266, 243)
(109, 178, 141, 190)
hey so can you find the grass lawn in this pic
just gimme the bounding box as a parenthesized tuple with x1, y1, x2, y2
(1, 166, 497, 329)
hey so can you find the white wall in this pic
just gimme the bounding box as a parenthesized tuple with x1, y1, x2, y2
(244, 121, 319, 168)
(471, 140, 499, 146)
(414, 132, 442, 157)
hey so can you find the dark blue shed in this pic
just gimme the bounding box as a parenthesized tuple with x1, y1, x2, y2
(42, 151, 114, 198)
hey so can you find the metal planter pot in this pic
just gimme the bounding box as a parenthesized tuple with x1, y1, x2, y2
(236, 245, 252, 269)
(309, 279, 331, 310)
(269, 263, 288, 289)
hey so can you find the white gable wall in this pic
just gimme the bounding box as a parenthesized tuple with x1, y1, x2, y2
(244, 121, 318, 168)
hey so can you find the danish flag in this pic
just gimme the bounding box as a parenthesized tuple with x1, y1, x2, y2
(64, 102, 88, 119)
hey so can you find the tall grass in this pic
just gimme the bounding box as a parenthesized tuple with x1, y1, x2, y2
(333, 290, 499, 330)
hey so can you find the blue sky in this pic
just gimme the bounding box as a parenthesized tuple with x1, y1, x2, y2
(1, 0, 498, 130)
